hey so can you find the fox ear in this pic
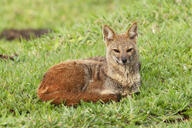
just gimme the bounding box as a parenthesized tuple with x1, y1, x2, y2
(103, 25, 116, 42)
(127, 22, 138, 40)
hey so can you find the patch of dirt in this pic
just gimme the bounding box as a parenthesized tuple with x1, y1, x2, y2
(9, 109, 15, 115)
(0, 28, 53, 41)
(0, 54, 18, 61)
(164, 109, 190, 123)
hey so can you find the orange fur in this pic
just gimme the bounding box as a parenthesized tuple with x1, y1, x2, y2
(37, 23, 141, 106)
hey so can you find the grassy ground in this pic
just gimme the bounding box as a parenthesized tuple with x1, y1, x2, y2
(0, 0, 192, 127)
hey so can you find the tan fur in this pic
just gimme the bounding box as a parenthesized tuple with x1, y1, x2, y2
(37, 23, 141, 106)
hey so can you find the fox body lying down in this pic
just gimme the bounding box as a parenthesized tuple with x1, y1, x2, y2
(37, 23, 141, 106)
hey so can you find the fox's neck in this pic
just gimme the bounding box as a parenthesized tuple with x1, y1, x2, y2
(106, 62, 138, 87)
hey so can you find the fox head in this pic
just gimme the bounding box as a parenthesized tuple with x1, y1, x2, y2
(103, 23, 139, 67)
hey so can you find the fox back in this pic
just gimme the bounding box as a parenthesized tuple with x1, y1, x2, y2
(37, 23, 141, 106)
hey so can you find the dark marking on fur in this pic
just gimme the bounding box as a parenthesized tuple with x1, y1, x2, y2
(116, 93, 122, 102)
(0, 54, 18, 61)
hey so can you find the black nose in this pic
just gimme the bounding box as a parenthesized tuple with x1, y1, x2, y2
(122, 57, 127, 64)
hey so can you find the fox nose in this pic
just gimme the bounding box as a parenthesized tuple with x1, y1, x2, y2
(121, 57, 127, 64)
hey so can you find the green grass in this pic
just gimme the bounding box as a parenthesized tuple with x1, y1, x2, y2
(0, 0, 192, 127)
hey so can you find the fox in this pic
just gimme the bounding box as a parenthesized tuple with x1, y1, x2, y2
(37, 22, 141, 106)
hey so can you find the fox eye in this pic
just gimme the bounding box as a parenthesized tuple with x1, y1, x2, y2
(127, 48, 133, 52)
(113, 49, 120, 53)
